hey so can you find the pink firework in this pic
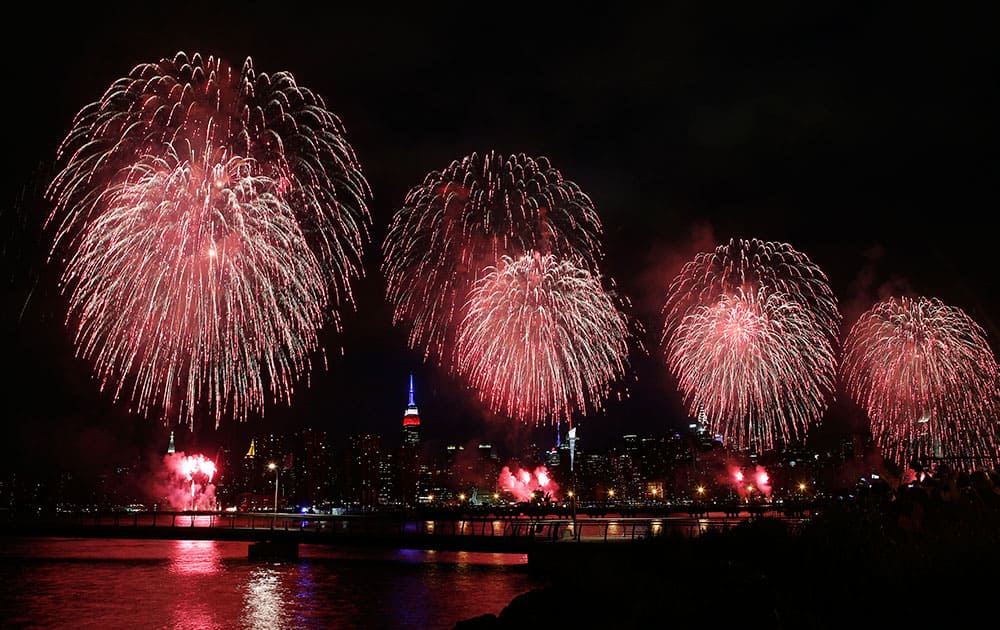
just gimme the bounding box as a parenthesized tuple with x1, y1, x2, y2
(498, 465, 559, 502)
(727, 465, 771, 499)
(382, 151, 603, 365)
(46, 52, 370, 428)
(457, 252, 631, 425)
(163, 452, 217, 510)
(842, 296, 1000, 470)
(662, 240, 839, 452)
(666, 287, 836, 451)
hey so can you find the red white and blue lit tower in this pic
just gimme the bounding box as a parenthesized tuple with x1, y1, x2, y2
(400, 374, 421, 505)
(403, 374, 421, 447)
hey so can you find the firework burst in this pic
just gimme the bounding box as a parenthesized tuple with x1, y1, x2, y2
(382, 151, 602, 365)
(47, 52, 370, 428)
(667, 288, 836, 450)
(842, 296, 1000, 469)
(457, 252, 630, 425)
(662, 239, 839, 452)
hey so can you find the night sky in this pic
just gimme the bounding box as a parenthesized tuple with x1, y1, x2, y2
(1, 5, 996, 475)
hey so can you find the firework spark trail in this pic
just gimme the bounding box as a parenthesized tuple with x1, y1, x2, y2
(457, 252, 630, 425)
(382, 151, 603, 365)
(663, 238, 839, 345)
(662, 239, 839, 452)
(842, 296, 1000, 469)
(46, 52, 370, 428)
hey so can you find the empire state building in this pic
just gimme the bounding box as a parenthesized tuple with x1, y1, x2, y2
(402, 373, 421, 447)
(400, 373, 421, 505)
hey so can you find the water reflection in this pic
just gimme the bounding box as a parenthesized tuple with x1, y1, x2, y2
(291, 563, 318, 628)
(242, 568, 290, 630)
(0, 538, 538, 629)
(168, 540, 225, 629)
(170, 602, 224, 630)
(170, 540, 222, 575)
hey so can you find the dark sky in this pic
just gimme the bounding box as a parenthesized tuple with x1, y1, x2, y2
(1, 4, 996, 474)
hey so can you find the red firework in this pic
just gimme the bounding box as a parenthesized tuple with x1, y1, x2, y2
(382, 151, 603, 366)
(842, 296, 1000, 470)
(46, 52, 370, 428)
(498, 465, 559, 502)
(662, 239, 839, 452)
(456, 252, 631, 425)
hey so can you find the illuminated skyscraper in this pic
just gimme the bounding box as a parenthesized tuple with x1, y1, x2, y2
(400, 374, 421, 505)
(348, 433, 381, 508)
(403, 373, 421, 447)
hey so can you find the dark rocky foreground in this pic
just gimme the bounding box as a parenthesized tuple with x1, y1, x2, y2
(457, 469, 1000, 629)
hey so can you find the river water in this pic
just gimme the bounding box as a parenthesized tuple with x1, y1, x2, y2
(0, 538, 542, 629)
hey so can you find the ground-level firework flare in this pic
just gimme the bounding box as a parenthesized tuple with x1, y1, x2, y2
(842, 296, 1000, 470)
(662, 239, 839, 452)
(726, 465, 771, 500)
(382, 151, 603, 365)
(46, 51, 370, 428)
(498, 465, 559, 502)
(161, 453, 217, 510)
(457, 252, 631, 425)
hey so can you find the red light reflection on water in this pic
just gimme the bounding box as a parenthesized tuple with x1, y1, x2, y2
(170, 540, 222, 575)
(0, 539, 537, 628)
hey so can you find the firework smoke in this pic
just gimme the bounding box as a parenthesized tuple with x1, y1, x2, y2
(47, 51, 370, 428)
(160, 452, 217, 510)
(498, 465, 559, 502)
(842, 296, 1000, 470)
(457, 252, 630, 425)
(726, 465, 771, 499)
(662, 239, 839, 452)
(382, 151, 603, 365)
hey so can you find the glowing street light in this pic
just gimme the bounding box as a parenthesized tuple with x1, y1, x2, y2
(268, 462, 279, 516)
(696, 485, 706, 496)
(608, 489, 615, 499)
(798, 482, 807, 492)
(458, 493, 466, 502)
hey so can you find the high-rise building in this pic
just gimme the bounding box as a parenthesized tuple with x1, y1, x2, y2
(378, 452, 398, 506)
(348, 433, 381, 508)
(299, 428, 331, 507)
(400, 373, 421, 506)
(402, 373, 421, 447)
(476, 443, 500, 492)
(241, 438, 258, 495)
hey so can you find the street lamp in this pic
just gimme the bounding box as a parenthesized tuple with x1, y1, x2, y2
(268, 462, 279, 515)
(798, 482, 807, 493)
